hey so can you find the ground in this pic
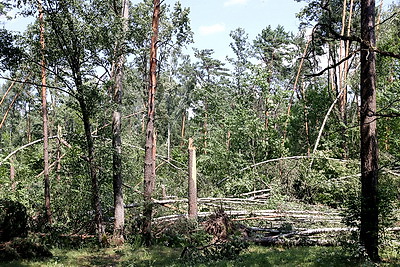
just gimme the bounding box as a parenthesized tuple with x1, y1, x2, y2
(1, 245, 399, 267)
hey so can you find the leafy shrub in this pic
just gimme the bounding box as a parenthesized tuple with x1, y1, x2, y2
(179, 209, 249, 264)
(155, 218, 209, 248)
(0, 199, 28, 241)
(0, 238, 52, 261)
(340, 173, 400, 257)
(180, 237, 249, 263)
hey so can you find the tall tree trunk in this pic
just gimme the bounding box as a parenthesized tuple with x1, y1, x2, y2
(301, 82, 311, 156)
(203, 101, 208, 154)
(112, 0, 129, 245)
(360, 0, 379, 262)
(10, 155, 16, 191)
(56, 125, 62, 181)
(142, 0, 160, 246)
(180, 110, 186, 147)
(339, 0, 349, 159)
(76, 76, 105, 244)
(284, 38, 310, 142)
(167, 123, 171, 161)
(26, 101, 32, 142)
(0, 93, 19, 129)
(188, 138, 197, 219)
(39, 0, 52, 225)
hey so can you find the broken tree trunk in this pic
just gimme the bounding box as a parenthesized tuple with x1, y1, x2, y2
(188, 138, 198, 219)
(39, 0, 52, 225)
(142, 0, 160, 246)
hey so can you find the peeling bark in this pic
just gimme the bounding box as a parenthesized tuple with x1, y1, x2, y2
(142, 0, 160, 246)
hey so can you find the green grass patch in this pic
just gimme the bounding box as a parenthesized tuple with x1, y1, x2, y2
(1, 245, 399, 266)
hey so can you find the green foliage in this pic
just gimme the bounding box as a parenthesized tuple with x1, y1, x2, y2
(155, 219, 210, 248)
(341, 173, 400, 257)
(5, 245, 399, 266)
(0, 199, 28, 241)
(0, 29, 22, 71)
(0, 0, 399, 260)
(180, 237, 249, 264)
(0, 238, 52, 261)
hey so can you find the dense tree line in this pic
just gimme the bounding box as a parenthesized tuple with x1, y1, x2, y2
(0, 0, 399, 262)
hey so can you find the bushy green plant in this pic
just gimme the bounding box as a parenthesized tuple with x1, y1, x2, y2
(341, 172, 400, 258)
(155, 218, 209, 248)
(0, 237, 52, 261)
(180, 236, 249, 264)
(0, 199, 28, 241)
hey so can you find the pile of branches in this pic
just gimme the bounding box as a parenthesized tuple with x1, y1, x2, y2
(180, 209, 249, 263)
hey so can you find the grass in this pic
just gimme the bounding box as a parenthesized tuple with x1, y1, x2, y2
(1, 245, 399, 267)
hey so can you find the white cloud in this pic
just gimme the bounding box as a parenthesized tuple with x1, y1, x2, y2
(199, 23, 226, 36)
(223, 0, 249, 7)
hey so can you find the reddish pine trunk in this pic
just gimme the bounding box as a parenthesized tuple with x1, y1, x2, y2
(142, 0, 160, 246)
(360, 0, 379, 262)
(39, 0, 52, 225)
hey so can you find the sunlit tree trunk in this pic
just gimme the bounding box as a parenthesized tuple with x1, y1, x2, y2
(39, 0, 52, 225)
(180, 111, 186, 147)
(188, 138, 197, 219)
(10, 155, 16, 191)
(112, 0, 129, 245)
(360, 0, 379, 262)
(143, 0, 160, 246)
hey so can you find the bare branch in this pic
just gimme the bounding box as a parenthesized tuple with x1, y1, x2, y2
(306, 49, 360, 77)
(0, 136, 58, 166)
(0, 75, 75, 97)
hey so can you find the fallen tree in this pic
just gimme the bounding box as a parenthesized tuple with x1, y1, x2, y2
(249, 227, 400, 246)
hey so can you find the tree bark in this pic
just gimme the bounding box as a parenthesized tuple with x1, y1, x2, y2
(0, 93, 19, 129)
(180, 110, 186, 146)
(188, 138, 197, 219)
(76, 75, 105, 243)
(142, 0, 160, 246)
(10, 155, 16, 191)
(56, 125, 62, 181)
(39, 0, 52, 225)
(111, 0, 129, 245)
(360, 0, 379, 262)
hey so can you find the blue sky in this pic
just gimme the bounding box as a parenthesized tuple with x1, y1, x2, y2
(164, 0, 307, 61)
(0, 0, 306, 76)
(2, 0, 304, 61)
(2, 0, 396, 63)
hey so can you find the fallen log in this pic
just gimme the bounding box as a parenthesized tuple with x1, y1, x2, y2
(250, 227, 400, 246)
(234, 189, 271, 197)
(153, 210, 342, 223)
(252, 236, 337, 246)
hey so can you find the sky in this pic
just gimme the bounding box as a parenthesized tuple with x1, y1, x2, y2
(1, 0, 396, 63)
(163, 0, 307, 61)
(1, 0, 307, 65)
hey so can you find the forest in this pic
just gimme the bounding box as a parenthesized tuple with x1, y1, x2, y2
(0, 0, 399, 265)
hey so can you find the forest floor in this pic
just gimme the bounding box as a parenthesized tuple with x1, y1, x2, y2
(2, 244, 400, 267)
